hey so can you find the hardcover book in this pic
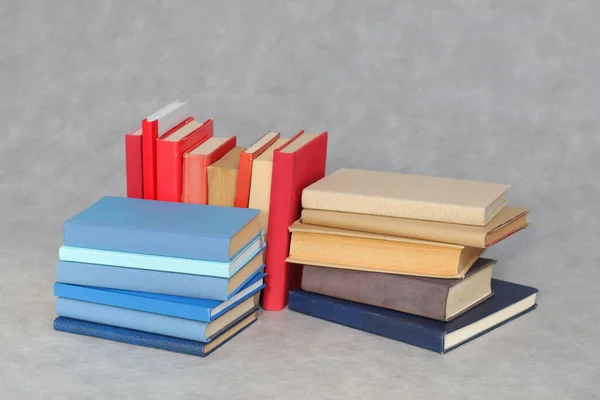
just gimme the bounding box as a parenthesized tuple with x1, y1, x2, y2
(156, 118, 214, 202)
(287, 222, 483, 279)
(124, 128, 143, 198)
(207, 146, 247, 207)
(234, 131, 281, 208)
(301, 259, 495, 321)
(182, 136, 237, 204)
(63, 196, 260, 262)
(53, 312, 257, 357)
(300, 207, 529, 248)
(302, 168, 511, 226)
(262, 131, 328, 311)
(288, 279, 538, 354)
(56, 296, 258, 342)
(53, 272, 265, 322)
(58, 232, 264, 278)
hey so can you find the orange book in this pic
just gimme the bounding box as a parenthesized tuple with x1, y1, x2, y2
(182, 136, 237, 204)
(234, 132, 281, 208)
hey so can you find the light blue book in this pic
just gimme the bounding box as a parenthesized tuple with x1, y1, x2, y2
(58, 233, 264, 278)
(55, 296, 258, 343)
(63, 196, 261, 262)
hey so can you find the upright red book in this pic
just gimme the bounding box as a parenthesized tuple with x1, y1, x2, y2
(124, 128, 143, 198)
(262, 131, 328, 311)
(141, 101, 190, 200)
(156, 119, 214, 202)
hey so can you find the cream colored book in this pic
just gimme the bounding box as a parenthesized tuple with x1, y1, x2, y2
(286, 222, 484, 279)
(247, 138, 290, 235)
(207, 146, 246, 207)
(302, 168, 511, 226)
(301, 207, 529, 248)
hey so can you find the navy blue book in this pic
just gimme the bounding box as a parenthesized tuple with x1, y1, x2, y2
(289, 279, 538, 354)
(53, 312, 257, 357)
(63, 196, 260, 262)
(54, 272, 265, 322)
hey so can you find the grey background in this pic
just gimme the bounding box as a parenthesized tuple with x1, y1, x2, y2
(1, 1, 598, 399)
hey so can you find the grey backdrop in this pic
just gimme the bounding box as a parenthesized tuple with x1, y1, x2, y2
(1, 1, 598, 399)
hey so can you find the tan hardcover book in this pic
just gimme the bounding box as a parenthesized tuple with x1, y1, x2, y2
(207, 146, 247, 207)
(301, 259, 495, 321)
(287, 222, 483, 278)
(301, 207, 529, 248)
(247, 138, 290, 235)
(302, 168, 511, 226)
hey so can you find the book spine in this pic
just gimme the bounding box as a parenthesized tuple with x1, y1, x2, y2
(234, 152, 253, 208)
(124, 132, 143, 198)
(288, 290, 444, 353)
(141, 119, 158, 200)
(156, 140, 180, 202)
(56, 261, 231, 300)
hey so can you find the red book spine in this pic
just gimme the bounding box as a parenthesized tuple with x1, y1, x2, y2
(262, 132, 328, 311)
(125, 130, 143, 198)
(156, 119, 214, 202)
(234, 152, 254, 208)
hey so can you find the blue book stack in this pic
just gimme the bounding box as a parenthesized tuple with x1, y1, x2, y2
(53, 196, 266, 357)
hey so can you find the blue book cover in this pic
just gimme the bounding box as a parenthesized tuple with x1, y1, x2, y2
(56, 260, 264, 301)
(54, 272, 266, 322)
(63, 196, 260, 262)
(56, 296, 258, 342)
(58, 233, 264, 278)
(288, 279, 538, 354)
(53, 313, 257, 357)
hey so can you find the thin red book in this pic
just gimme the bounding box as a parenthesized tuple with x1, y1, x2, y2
(156, 119, 214, 202)
(141, 101, 190, 200)
(234, 131, 280, 208)
(124, 128, 143, 198)
(182, 136, 237, 204)
(262, 131, 328, 311)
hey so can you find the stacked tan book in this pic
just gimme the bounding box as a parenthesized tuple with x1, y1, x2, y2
(287, 168, 530, 322)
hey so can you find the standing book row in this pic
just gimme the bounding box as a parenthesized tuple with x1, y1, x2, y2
(287, 168, 538, 353)
(53, 197, 265, 356)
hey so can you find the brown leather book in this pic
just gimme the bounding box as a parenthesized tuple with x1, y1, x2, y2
(301, 258, 496, 321)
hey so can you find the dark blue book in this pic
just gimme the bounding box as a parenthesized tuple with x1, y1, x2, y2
(288, 279, 538, 354)
(53, 312, 257, 357)
(63, 196, 260, 262)
(54, 272, 265, 322)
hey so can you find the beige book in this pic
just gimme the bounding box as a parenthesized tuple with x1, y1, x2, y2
(287, 222, 484, 279)
(247, 138, 290, 235)
(302, 168, 511, 226)
(207, 146, 246, 207)
(301, 207, 529, 248)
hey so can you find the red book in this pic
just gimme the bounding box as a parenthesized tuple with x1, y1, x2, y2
(234, 131, 281, 208)
(182, 136, 237, 204)
(141, 101, 190, 200)
(124, 128, 143, 198)
(262, 131, 328, 311)
(156, 119, 214, 202)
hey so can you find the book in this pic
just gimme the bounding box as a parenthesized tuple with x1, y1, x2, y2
(302, 168, 511, 226)
(53, 272, 265, 322)
(53, 312, 257, 357)
(63, 196, 260, 262)
(234, 132, 281, 208)
(141, 101, 190, 200)
(248, 138, 291, 233)
(56, 258, 265, 301)
(56, 296, 258, 342)
(182, 136, 237, 204)
(156, 119, 214, 202)
(288, 279, 538, 354)
(58, 232, 264, 278)
(207, 146, 247, 207)
(262, 131, 328, 311)
(301, 259, 495, 321)
(287, 222, 482, 279)
(124, 128, 143, 198)
(301, 207, 529, 248)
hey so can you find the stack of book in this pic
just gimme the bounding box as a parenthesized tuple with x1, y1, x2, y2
(286, 168, 538, 354)
(125, 101, 329, 311)
(53, 196, 266, 357)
